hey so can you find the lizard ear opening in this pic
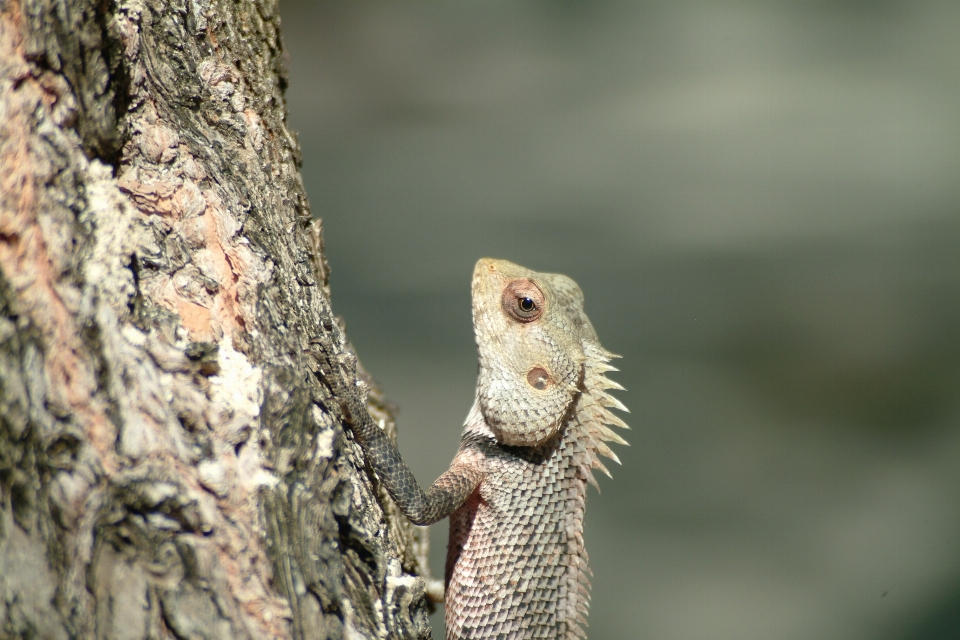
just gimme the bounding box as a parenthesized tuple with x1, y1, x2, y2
(526, 367, 551, 390)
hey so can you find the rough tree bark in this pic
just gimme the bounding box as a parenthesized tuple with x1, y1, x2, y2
(0, 0, 433, 638)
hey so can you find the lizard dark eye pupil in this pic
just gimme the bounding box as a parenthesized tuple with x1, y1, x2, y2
(519, 297, 535, 312)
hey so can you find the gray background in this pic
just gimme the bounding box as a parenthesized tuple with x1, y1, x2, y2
(279, 2, 960, 639)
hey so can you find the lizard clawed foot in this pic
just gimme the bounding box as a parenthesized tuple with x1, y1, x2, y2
(307, 338, 371, 420)
(308, 338, 354, 388)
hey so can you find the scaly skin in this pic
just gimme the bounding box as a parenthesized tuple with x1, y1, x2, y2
(321, 259, 628, 639)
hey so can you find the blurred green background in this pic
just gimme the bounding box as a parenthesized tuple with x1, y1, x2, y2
(279, 2, 960, 638)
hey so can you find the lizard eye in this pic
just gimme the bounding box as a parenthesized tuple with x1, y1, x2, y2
(502, 279, 545, 323)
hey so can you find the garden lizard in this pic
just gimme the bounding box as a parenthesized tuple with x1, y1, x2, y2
(320, 258, 628, 639)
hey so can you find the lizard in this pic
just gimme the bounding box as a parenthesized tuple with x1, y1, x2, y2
(318, 258, 628, 639)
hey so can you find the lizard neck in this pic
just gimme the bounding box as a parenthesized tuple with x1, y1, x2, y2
(464, 340, 627, 479)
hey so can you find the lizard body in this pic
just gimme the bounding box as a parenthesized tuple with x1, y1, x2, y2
(322, 258, 627, 639)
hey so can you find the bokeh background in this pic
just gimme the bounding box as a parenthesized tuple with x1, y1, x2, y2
(279, 2, 960, 639)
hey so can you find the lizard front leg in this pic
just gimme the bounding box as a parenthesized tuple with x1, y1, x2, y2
(313, 342, 484, 526)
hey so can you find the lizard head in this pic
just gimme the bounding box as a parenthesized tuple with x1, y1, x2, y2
(471, 258, 598, 447)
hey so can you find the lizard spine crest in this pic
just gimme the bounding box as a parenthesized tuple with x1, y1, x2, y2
(559, 341, 629, 636)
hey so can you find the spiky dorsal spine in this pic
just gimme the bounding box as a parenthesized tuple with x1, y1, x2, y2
(564, 341, 629, 638)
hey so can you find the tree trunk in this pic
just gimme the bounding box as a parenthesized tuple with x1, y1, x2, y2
(0, 0, 432, 638)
